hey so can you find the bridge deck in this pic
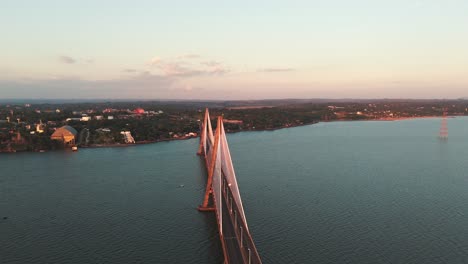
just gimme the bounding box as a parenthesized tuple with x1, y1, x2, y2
(198, 112, 261, 263)
(221, 193, 244, 263)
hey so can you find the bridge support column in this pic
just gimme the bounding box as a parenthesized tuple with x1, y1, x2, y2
(198, 117, 222, 212)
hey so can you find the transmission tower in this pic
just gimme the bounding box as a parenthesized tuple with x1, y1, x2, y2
(439, 108, 448, 139)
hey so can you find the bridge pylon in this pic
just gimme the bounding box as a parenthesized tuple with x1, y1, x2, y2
(197, 108, 214, 156)
(198, 116, 222, 212)
(196, 109, 262, 263)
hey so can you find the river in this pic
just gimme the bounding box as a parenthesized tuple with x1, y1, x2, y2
(2, 117, 468, 263)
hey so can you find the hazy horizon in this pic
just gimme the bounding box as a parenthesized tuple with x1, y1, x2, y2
(2, 1, 468, 99)
(1, 97, 467, 105)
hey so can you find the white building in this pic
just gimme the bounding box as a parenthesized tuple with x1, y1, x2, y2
(120, 131, 135, 144)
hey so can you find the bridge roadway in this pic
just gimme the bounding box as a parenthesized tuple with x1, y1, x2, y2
(221, 192, 244, 264)
(198, 112, 261, 263)
(218, 172, 262, 264)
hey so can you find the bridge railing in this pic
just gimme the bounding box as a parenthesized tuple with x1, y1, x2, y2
(222, 171, 262, 264)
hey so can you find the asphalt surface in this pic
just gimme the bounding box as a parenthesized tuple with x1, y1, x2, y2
(221, 193, 245, 264)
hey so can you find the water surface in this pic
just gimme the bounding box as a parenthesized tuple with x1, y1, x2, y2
(2, 117, 468, 263)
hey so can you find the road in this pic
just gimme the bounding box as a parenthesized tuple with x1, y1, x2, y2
(221, 193, 245, 264)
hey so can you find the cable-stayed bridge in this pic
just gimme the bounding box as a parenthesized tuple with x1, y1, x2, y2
(197, 109, 262, 264)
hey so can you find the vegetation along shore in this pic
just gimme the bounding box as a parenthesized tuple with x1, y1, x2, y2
(1, 99, 467, 153)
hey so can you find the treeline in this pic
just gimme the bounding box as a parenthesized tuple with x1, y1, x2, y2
(2, 99, 468, 152)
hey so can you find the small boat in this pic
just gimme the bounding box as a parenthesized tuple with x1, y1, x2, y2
(71, 146, 78, 151)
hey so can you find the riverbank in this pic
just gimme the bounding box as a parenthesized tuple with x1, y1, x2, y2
(0, 115, 453, 153)
(80, 137, 193, 149)
(332, 115, 444, 122)
(70, 115, 448, 150)
(368, 115, 444, 121)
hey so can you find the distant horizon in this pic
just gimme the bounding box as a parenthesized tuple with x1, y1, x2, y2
(1, 97, 468, 105)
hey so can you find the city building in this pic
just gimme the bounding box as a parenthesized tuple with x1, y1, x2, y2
(36, 120, 45, 133)
(51, 126, 77, 145)
(134, 108, 145, 114)
(120, 131, 135, 144)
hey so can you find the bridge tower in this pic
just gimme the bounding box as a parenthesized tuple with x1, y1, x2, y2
(196, 109, 262, 263)
(198, 116, 221, 212)
(439, 108, 448, 139)
(197, 108, 214, 156)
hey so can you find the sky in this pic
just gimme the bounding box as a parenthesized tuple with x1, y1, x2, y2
(1, 0, 468, 100)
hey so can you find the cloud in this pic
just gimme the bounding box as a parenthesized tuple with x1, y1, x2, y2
(201, 61, 221, 67)
(58, 56, 76, 64)
(148, 56, 229, 77)
(0, 55, 231, 99)
(123, 68, 139, 73)
(0, 73, 178, 99)
(177, 54, 200, 59)
(154, 62, 201, 77)
(258, 68, 295, 72)
(58, 56, 95, 65)
(206, 65, 229, 75)
(200, 61, 229, 75)
(149, 56, 162, 66)
(165, 62, 229, 76)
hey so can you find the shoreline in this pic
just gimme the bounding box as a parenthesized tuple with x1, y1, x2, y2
(79, 115, 456, 149)
(0, 115, 459, 153)
(332, 115, 444, 122)
(80, 137, 190, 149)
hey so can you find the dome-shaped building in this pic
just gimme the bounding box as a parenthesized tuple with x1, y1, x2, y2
(51, 125, 77, 145)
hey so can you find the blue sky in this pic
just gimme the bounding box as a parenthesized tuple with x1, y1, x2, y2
(1, 0, 468, 99)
